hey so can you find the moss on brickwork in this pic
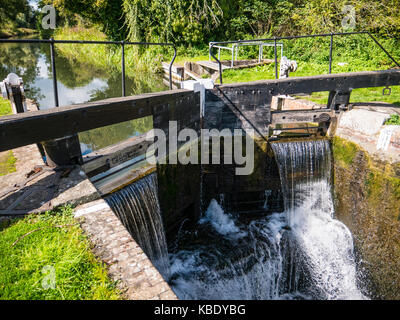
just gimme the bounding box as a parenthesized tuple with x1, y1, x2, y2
(333, 137, 400, 299)
(332, 136, 360, 168)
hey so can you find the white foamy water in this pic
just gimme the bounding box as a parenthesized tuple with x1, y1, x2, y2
(106, 173, 170, 278)
(169, 140, 367, 300)
(170, 209, 290, 300)
(199, 199, 247, 238)
(288, 180, 366, 300)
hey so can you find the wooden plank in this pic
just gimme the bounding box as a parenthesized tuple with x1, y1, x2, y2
(163, 73, 183, 83)
(162, 65, 184, 82)
(0, 89, 195, 152)
(218, 69, 400, 95)
(197, 60, 231, 71)
(271, 109, 335, 124)
(162, 62, 184, 75)
(231, 59, 274, 70)
(163, 78, 180, 90)
(184, 68, 202, 81)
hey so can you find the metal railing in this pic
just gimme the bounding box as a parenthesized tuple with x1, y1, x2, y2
(0, 38, 177, 107)
(209, 31, 400, 84)
(209, 41, 283, 68)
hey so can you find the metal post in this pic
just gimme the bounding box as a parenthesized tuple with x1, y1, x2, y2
(274, 37, 278, 79)
(209, 43, 223, 84)
(329, 33, 333, 74)
(50, 38, 59, 107)
(231, 46, 234, 68)
(235, 44, 238, 61)
(169, 45, 177, 90)
(261, 44, 264, 61)
(121, 41, 126, 97)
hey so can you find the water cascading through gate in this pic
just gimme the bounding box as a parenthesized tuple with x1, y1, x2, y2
(106, 173, 170, 278)
(168, 139, 367, 299)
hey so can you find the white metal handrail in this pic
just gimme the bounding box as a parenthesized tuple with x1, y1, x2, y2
(209, 40, 284, 67)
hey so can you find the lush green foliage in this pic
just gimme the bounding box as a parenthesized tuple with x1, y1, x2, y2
(46, 0, 400, 45)
(0, 0, 36, 36)
(54, 27, 168, 75)
(121, 0, 400, 45)
(38, 0, 127, 40)
(0, 206, 120, 300)
(386, 114, 400, 125)
(122, 0, 225, 44)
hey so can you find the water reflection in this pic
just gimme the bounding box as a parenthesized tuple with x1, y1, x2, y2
(0, 41, 165, 151)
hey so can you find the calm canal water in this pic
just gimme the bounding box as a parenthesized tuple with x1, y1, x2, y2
(0, 40, 166, 152)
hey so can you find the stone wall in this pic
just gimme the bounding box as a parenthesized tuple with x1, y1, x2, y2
(74, 199, 177, 300)
(332, 105, 400, 299)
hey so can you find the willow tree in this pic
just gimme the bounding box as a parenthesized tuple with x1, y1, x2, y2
(122, 0, 224, 45)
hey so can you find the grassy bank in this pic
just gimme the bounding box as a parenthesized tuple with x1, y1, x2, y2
(0, 97, 12, 116)
(0, 27, 36, 38)
(54, 27, 167, 76)
(0, 151, 16, 176)
(0, 98, 16, 175)
(0, 206, 120, 300)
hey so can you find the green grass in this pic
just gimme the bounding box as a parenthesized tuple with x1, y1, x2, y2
(0, 99, 16, 175)
(0, 151, 17, 176)
(55, 26, 166, 75)
(221, 61, 400, 106)
(0, 97, 12, 116)
(303, 87, 400, 106)
(0, 206, 120, 300)
(386, 114, 400, 125)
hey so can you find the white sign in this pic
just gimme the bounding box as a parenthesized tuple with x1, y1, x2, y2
(377, 126, 394, 151)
